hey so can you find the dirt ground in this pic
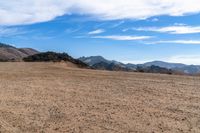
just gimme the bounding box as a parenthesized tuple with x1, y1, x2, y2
(0, 62, 200, 133)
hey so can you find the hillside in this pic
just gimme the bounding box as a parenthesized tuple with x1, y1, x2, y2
(92, 61, 131, 71)
(23, 52, 89, 68)
(0, 42, 39, 61)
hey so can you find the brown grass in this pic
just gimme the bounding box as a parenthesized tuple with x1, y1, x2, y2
(0, 62, 200, 133)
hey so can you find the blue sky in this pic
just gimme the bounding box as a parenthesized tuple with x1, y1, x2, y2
(0, 0, 200, 64)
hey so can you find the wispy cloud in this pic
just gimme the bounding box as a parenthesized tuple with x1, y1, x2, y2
(111, 21, 125, 28)
(1, 0, 200, 25)
(88, 29, 105, 35)
(0, 27, 27, 37)
(135, 25, 200, 34)
(150, 40, 200, 44)
(65, 28, 81, 34)
(93, 35, 152, 41)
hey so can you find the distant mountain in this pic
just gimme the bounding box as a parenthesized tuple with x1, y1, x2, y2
(79, 56, 111, 66)
(79, 56, 172, 74)
(0, 42, 39, 61)
(23, 52, 89, 68)
(80, 56, 200, 75)
(79, 56, 128, 67)
(92, 62, 132, 71)
(126, 63, 137, 70)
(143, 61, 186, 69)
(173, 65, 200, 75)
(143, 61, 200, 75)
(79, 56, 132, 71)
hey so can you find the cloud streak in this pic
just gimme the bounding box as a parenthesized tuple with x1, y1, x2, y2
(136, 25, 200, 34)
(0, 27, 27, 37)
(1, 0, 200, 25)
(93, 35, 152, 41)
(88, 29, 105, 35)
(151, 40, 200, 44)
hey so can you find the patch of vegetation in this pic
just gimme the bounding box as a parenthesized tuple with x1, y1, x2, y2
(0, 59, 16, 62)
(136, 65, 173, 74)
(23, 51, 89, 68)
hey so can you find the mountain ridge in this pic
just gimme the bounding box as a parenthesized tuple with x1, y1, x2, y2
(79, 56, 200, 75)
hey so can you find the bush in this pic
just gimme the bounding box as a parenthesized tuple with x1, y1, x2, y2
(23, 51, 88, 68)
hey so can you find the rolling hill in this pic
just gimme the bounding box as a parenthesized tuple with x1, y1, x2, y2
(0, 42, 39, 61)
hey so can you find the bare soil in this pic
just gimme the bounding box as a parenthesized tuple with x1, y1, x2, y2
(0, 62, 200, 133)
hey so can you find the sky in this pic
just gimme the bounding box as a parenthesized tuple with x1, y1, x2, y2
(0, 0, 200, 65)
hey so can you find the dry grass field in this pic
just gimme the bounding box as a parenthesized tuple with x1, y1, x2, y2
(0, 62, 200, 133)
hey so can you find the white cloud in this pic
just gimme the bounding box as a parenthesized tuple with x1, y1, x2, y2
(88, 29, 105, 35)
(1, 0, 200, 25)
(168, 55, 200, 65)
(136, 25, 200, 34)
(151, 40, 200, 44)
(93, 35, 152, 41)
(0, 27, 26, 37)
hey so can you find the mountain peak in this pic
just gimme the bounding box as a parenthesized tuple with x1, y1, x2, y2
(79, 56, 111, 66)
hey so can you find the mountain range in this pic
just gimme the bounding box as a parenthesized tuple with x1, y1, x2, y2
(1, 42, 200, 75)
(79, 56, 200, 75)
